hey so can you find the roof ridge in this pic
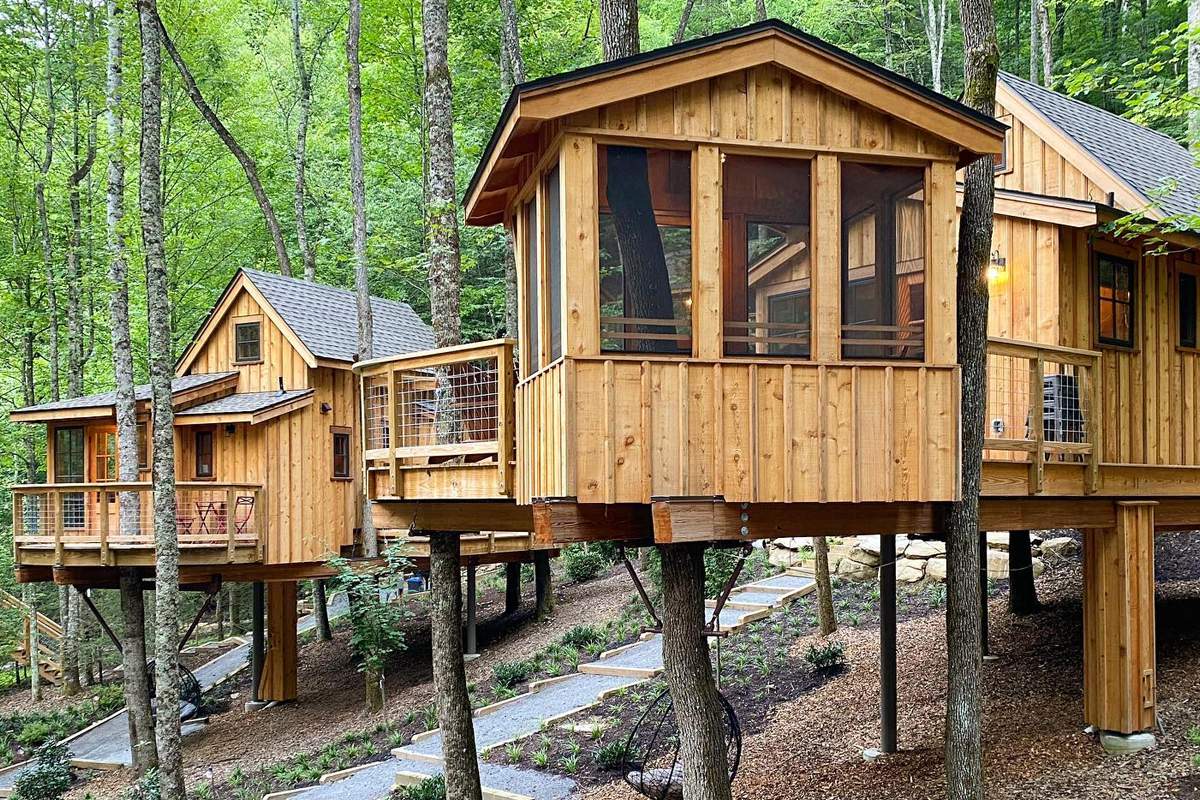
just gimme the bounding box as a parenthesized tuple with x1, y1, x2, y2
(240, 268, 419, 310)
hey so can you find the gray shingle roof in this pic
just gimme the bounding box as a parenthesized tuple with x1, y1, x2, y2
(242, 269, 434, 362)
(1001, 72, 1200, 220)
(176, 389, 313, 417)
(12, 372, 237, 415)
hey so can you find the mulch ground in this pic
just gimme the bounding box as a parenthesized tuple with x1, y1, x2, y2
(582, 532, 1200, 800)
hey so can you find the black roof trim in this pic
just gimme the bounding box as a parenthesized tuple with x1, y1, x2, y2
(465, 19, 1007, 212)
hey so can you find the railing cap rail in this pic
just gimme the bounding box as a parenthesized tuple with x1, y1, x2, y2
(987, 336, 1101, 361)
(352, 338, 515, 375)
(12, 481, 263, 492)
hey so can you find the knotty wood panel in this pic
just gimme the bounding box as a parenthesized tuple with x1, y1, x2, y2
(993, 100, 1109, 205)
(519, 357, 960, 504)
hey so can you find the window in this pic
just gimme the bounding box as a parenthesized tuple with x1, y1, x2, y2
(137, 421, 149, 470)
(234, 321, 261, 363)
(546, 165, 563, 361)
(1180, 271, 1197, 349)
(332, 430, 352, 479)
(598, 145, 692, 353)
(54, 427, 85, 528)
(994, 114, 1013, 174)
(1097, 253, 1135, 348)
(94, 431, 117, 482)
(722, 155, 812, 357)
(523, 197, 540, 373)
(841, 162, 926, 360)
(194, 429, 214, 479)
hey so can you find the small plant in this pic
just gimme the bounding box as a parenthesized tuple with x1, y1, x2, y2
(505, 742, 524, 763)
(12, 742, 72, 800)
(422, 703, 439, 731)
(532, 746, 550, 768)
(560, 624, 604, 649)
(559, 754, 579, 774)
(1188, 725, 1200, 767)
(594, 738, 629, 769)
(589, 725, 605, 740)
(562, 544, 608, 582)
(394, 775, 446, 800)
(567, 739, 583, 758)
(926, 582, 947, 608)
(492, 659, 535, 690)
(804, 639, 846, 673)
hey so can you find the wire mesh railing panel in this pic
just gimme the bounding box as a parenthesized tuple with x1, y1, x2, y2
(394, 357, 500, 452)
(364, 376, 391, 450)
(985, 353, 1028, 445)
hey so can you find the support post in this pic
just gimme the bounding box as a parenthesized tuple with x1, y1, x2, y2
(259, 581, 298, 702)
(880, 534, 897, 753)
(465, 563, 478, 657)
(979, 531, 990, 658)
(534, 550, 554, 620)
(251, 581, 264, 703)
(504, 562, 521, 615)
(1083, 501, 1157, 735)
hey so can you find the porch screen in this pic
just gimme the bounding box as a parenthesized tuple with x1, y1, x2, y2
(840, 162, 926, 360)
(54, 427, 84, 528)
(721, 155, 812, 357)
(598, 145, 692, 353)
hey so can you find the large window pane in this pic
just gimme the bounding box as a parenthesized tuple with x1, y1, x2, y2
(722, 155, 811, 357)
(523, 197, 540, 373)
(1180, 271, 1197, 348)
(546, 165, 563, 361)
(54, 427, 84, 528)
(598, 145, 692, 353)
(1097, 253, 1134, 347)
(841, 162, 926, 360)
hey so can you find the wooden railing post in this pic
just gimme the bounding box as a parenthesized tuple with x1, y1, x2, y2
(51, 489, 64, 566)
(1029, 353, 1045, 495)
(496, 344, 515, 496)
(12, 492, 22, 565)
(98, 494, 110, 567)
(388, 367, 400, 499)
(1083, 355, 1101, 494)
(226, 487, 238, 561)
(254, 488, 265, 562)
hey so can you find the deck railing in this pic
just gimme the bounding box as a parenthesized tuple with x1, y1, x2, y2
(11, 482, 264, 566)
(984, 337, 1102, 493)
(358, 339, 515, 500)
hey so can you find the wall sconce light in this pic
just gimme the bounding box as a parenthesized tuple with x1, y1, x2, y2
(224, 424, 237, 437)
(986, 250, 1007, 282)
(320, 402, 332, 414)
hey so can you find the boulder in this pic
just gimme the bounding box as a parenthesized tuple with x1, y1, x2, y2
(985, 531, 1010, 550)
(769, 547, 799, 569)
(896, 558, 926, 583)
(1041, 536, 1080, 558)
(1032, 557, 1046, 577)
(856, 535, 883, 556)
(1099, 732, 1156, 755)
(847, 548, 881, 567)
(903, 538, 946, 559)
(926, 558, 947, 581)
(773, 537, 813, 551)
(986, 549, 1010, 579)
(836, 557, 878, 582)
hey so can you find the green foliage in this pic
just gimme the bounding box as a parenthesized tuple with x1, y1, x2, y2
(562, 544, 608, 582)
(559, 624, 604, 649)
(491, 659, 536, 689)
(1188, 725, 1200, 767)
(393, 776, 446, 800)
(0, 685, 125, 765)
(593, 738, 629, 769)
(327, 546, 411, 676)
(121, 769, 160, 800)
(12, 743, 71, 800)
(803, 639, 846, 673)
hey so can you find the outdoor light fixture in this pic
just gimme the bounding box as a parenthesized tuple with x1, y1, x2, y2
(987, 250, 1008, 282)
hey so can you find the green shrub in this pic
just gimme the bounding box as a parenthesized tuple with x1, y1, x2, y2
(559, 625, 603, 649)
(562, 545, 607, 582)
(492, 659, 535, 689)
(1189, 725, 1200, 767)
(12, 742, 71, 800)
(121, 769, 160, 800)
(393, 776, 446, 800)
(803, 640, 846, 673)
(15, 722, 55, 749)
(593, 738, 629, 769)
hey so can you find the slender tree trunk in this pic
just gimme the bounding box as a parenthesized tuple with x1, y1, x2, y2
(314, 580, 332, 640)
(921, 0, 948, 93)
(504, 563, 521, 614)
(534, 550, 555, 620)
(120, 570, 158, 772)
(599, 0, 639, 60)
(347, 0, 377, 559)
(498, 0, 525, 339)
(1007, 531, 1040, 615)
(138, 1, 185, 795)
(152, 8, 292, 278)
(674, 0, 698, 43)
(945, 0, 998, 796)
(430, 534, 482, 800)
(35, 1, 59, 403)
(1029, 0, 1038, 81)
(755, 0, 767, 21)
(1190, 0, 1200, 147)
(292, 0, 317, 281)
(26, 588, 41, 702)
(814, 537, 837, 636)
(660, 544, 733, 800)
(1037, 0, 1052, 85)
(62, 589, 81, 695)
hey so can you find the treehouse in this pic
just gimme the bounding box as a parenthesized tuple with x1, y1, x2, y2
(358, 20, 1200, 746)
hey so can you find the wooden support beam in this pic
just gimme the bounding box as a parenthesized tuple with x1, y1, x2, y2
(651, 499, 940, 543)
(1083, 501, 1157, 735)
(251, 581, 265, 703)
(531, 500, 653, 546)
(879, 534, 897, 754)
(465, 564, 478, 657)
(258, 580, 298, 703)
(373, 501, 534, 533)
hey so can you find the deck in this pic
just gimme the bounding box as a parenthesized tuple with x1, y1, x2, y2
(11, 482, 264, 568)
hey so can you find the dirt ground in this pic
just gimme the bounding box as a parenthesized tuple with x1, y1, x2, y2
(582, 532, 1200, 800)
(71, 565, 635, 798)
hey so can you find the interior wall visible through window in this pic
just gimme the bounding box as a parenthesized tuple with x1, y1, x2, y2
(1096, 252, 1135, 348)
(721, 154, 812, 358)
(1179, 269, 1197, 349)
(523, 197, 540, 374)
(840, 162, 926, 360)
(597, 145, 693, 354)
(546, 165, 563, 362)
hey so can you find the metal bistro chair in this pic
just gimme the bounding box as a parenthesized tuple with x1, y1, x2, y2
(234, 495, 256, 535)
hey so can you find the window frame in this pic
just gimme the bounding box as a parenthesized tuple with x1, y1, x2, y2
(1176, 261, 1200, 352)
(137, 419, 150, 470)
(232, 316, 263, 365)
(1094, 248, 1137, 350)
(994, 113, 1014, 176)
(331, 427, 353, 481)
(193, 428, 215, 480)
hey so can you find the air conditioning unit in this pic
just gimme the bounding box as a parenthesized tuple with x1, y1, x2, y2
(1027, 373, 1084, 443)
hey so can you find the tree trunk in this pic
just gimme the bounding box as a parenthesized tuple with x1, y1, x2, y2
(1029, 0, 1038, 81)
(138, 1, 185, 795)
(62, 588, 81, 695)
(814, 537, 837, 636)
(35, 0, 59, 403)
(945, 0, 998, 796)
(1037, 0, 1052, 85)
(347, 0, 378, 559)
(1191, 0, 1200, 147)
(599, 0, 639, 60)
(755, 0, 767, 21)
(498, 0, 524, 339)
(314, 580, 332, 640)
(430, 534, 482, 800)
(67, 96, 97, 400)
(659, 544, 733, 800)
(292, 0, 317, 281)
(365, 666, 384, 712)
(1007, 531, 1040, 615)
(505, 563, 521, 614)
(153, 8, 292, 278)
(120, 570, 158, 773)
(674, 0, 698, 43)
(534, 550, 555, 620)
(26, 587, 41, 702)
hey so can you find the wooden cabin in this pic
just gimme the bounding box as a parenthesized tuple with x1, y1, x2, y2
(358, 21, 1200, 743)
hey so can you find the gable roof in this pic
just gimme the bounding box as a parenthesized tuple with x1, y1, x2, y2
(465, 19, 1007, 225)
(176, 269, 434, 374)
(10, 372, 238, 422)
(999, 72, 1200, 221)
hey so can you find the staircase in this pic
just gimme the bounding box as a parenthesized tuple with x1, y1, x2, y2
(0, 591, 64, 686)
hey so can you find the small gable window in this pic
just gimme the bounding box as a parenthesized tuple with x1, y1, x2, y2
(994, 114, 1013, 174)
(1097, 253, 1135, 348)
(1180, 270, 1198, 349)
(332, 429, 352, 479)
(234, 321, 262, 363)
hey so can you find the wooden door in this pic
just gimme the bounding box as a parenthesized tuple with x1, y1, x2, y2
(88, 426, 119, 535)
